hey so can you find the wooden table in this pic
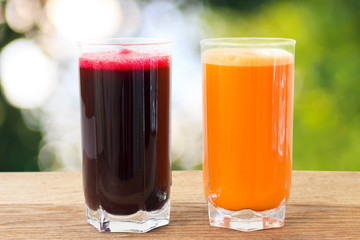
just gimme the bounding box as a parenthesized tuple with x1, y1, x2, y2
(1, 171, 359, 239)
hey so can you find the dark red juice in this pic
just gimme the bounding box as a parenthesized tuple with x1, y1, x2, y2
(79, 49, 171, 215)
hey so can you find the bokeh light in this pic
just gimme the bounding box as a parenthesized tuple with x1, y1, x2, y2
(0, 39, 57, 109)
(46, 0, 122, 42)
(5, 0, 41, 33)
(115, 0, 141, 37)
(0, 0, 359, 172)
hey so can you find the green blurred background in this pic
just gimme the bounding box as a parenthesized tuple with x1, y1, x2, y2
(0, 0, 360, 171)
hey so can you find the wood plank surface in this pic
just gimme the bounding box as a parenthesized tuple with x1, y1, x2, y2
(0, 171, 360, 239)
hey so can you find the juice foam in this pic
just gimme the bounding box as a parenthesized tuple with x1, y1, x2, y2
(80, 49, 171, 70)
(203, 48, 294, 66)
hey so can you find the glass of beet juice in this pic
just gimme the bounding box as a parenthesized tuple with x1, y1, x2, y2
(78, 39, 172, 233)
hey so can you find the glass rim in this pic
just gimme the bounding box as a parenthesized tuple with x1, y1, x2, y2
(77, 38, 173, 47)
(200, 37, 296, 46)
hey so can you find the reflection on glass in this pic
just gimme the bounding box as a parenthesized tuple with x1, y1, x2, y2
(202, 38, 295, 231)
(79, 39, 172, 233)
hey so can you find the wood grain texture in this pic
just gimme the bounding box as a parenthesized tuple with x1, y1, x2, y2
(1, 171, 360, 239)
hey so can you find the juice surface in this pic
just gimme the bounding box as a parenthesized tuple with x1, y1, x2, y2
(80, 49, 171, 215)
(202, 48, 293, 211)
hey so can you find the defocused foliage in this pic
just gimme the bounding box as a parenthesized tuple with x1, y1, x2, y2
(0, 0, 360, 171)
(202, 0, 360, 170)
(0, 25, 42, 171)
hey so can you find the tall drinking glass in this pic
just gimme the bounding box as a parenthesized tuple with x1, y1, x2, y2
(78, 38, 172, 233)
(201, 38, 295, 231)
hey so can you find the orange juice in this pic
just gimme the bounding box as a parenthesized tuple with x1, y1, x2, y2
(203, 48, 293, 211)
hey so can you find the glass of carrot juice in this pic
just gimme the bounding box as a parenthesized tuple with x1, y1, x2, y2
(201, 38, 295, 231)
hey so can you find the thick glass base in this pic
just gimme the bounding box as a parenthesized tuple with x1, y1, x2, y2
(208, 200, 286, 232)
(86, 200, 170, 233)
